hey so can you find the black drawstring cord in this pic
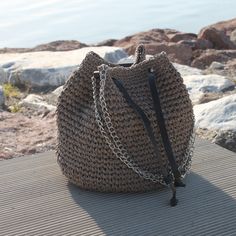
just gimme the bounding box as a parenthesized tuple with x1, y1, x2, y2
(110, 73, 187, 207)
(148, 69, 188, 206)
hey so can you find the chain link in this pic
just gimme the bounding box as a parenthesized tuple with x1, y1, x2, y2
(91, 64, 167, 185)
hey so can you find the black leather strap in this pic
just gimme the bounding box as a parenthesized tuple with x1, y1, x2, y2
(112, 78, 172, 185)
(148, 70, 182, 181)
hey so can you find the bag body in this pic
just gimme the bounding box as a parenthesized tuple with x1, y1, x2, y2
(56, 46, 195, 194)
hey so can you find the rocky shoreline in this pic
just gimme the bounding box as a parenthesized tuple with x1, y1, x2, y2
(1, 18, 236, 159)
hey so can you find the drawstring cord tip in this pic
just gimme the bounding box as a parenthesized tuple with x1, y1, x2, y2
(170, 183, 178, 207)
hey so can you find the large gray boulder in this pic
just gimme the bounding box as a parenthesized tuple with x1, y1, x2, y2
(0, 85, 5, 109)
(0, 47, 128, 91)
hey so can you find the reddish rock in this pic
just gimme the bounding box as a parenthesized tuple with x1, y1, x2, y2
(177, 38, 213, 51)
(191, 49, 236, 69)
(198, 27, 236, 50)
(114, 29, 193, 64)
(177, 39, 212, 51)
(114, 29, 176, 53)
(205, 18, 236, 36)
(194, 38, 213, 50)
(169, 33, 197, 43)
(178, 39, 195, 47)
(173, 39, 213, 50)
(145, 42, 192, 65)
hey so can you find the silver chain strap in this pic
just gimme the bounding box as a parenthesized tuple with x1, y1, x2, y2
(91, 64, 166, 185)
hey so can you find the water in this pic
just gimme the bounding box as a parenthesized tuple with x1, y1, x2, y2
(0, 0, 236, 48)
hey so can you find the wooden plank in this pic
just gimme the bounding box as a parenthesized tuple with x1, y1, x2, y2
(0, 138, 236, 236)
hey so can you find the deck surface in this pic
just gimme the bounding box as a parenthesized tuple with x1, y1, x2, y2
(0, 138, 236, 236)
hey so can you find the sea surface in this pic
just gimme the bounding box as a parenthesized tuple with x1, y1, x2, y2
(0, 0, 236, 48)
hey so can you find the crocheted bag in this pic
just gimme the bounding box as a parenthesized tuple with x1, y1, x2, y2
(56, 45, 195, 206)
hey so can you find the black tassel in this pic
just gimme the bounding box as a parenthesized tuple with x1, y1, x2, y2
(170, 183, 178, 207)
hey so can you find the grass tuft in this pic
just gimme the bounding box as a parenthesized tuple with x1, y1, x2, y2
(9, 103, 21, 113)
(3, 83, 20, 98)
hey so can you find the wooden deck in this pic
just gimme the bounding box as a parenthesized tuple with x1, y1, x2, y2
(0, 138, 236, 236)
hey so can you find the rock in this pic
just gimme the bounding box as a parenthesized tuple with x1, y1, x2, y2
(204, 18, 236, 36)
(183, 74, 235, 104)
(0, 48, 30, 54)
(230, 29, 236, 45)
(196, 128, 236, 153)
(207, 59, 236, 82)
(198, 27, 236, 50)
(96, 39, 117, 46)
(178, 38, 213, 51)
(197, 93, 223, 104)
(114, 29, 193, 64)
(0, 40, 88, 54)
(103, 49, 128, 64)
(52, 86, 64, 97)
(191, 49, 236, 69)
(173, 63, 203, 76)
(224, 59, 236, 79)
(194, 94, 236, 153)
(209, 61, 225, 70)
(114, 29, 173, 53)
(0, 67, 8, 84)
(31, 40, 87, 52)
(145, 42, 193, 65)
(0, 86, 5, 109)
(194, 94, 236, 131)
(0, 46, 128, 91)
(178, 40, 197, 49)
(119, 43, 192, 65)
(19, 94, 56, 112)
(205, 61, 233, 78)
(212, 130, 236, 152)
(43, 85, 64, 106)
(194, 38, 213, 50)
(169, 33, 197, 42)
(11, 66, 74, 92)
(118, 56, 135, 64)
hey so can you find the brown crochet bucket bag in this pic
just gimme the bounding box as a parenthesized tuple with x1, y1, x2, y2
(56, 45, 195, 206)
